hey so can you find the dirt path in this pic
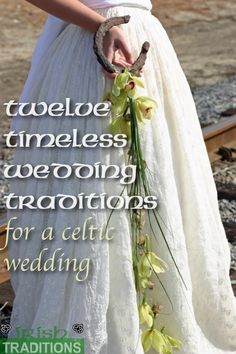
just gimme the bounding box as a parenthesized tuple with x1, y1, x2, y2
(156, 0, 236, 88)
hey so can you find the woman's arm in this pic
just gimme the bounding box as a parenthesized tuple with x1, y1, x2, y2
(26, 0, 133, 77)
(26, 0, 106, 32)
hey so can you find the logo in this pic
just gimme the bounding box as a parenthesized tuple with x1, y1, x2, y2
(15, 326, 68, 338)
(72, 324, 84, 334)
(0, 338, 84, 354)
(0, 302, 12, 336)
(0, 324, 11, 335)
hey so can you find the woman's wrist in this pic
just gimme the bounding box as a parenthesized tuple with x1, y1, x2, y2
(87, 14, 106, 33)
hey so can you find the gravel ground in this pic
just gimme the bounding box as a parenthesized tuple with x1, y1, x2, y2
(212, 159, 236, 274)
(193, 76, 236, 126)
(212, 160, 236, 185)
(219, 199, 236, 224)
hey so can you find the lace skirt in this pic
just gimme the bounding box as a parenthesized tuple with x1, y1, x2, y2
(7, 5, 236, 354)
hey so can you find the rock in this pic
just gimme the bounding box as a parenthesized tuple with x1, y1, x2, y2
(221, 108, 236, 117)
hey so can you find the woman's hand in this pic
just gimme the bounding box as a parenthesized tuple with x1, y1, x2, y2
(26, 1, 133, 79)
(103, 26, 134, 79)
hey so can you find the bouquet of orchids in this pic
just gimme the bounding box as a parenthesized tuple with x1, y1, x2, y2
(104, 69, 181, 354)
(94, 15, 182, 354)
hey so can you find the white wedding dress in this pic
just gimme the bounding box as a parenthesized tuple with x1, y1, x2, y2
(7, 3, 236, 354)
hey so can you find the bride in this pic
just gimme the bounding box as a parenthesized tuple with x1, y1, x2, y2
(7, 0, 236, 353)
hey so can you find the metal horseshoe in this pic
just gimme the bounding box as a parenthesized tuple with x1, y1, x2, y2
(93, 15, 150, 76)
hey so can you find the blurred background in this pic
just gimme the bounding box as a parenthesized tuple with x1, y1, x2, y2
(0, 0, 236, 320)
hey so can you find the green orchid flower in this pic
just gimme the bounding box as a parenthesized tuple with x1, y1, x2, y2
(139, 302, 154, 328)
(140, 277, 149, 288)
(112, 69, 130, 96)
(138, 252, 169, 279)
(163, 333, 182, 352)
(140, 277, 155, 289)
(142, 329, 154, 352)
(135, 96, 158, 122)
(124, 77, 145, 98)
(112, 69, 144, 97)
(103, 91, 128, 118)
(131, 76, 145, 89)
(111, 116, 131, 139)
(142, 328, 181, 353)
